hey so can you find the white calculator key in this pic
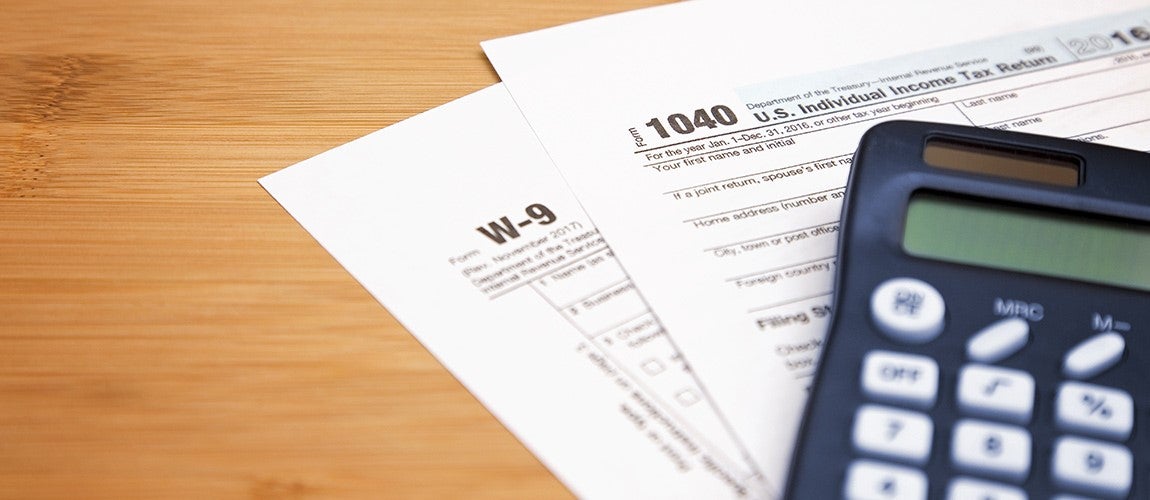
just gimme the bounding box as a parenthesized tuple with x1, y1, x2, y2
(1056, 381, 1134, 441)
(946, 477, 1027, 500)
(966, 317, 1029, 363)
(870, 278, 945, 344)
(861, 351, 939, 409)
(1051, 436, 1132, 499)
(1062, 332, 1125, 380)
(852, 405, 933, 465)
(844, 459, 927, 500)
(956, 364, 1035, 424)
(951, 419, 1031, 482)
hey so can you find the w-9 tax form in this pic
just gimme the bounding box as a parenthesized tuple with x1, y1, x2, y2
(261, 85, 770, 499)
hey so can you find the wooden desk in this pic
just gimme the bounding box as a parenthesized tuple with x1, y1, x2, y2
(0, 1, 668, 497)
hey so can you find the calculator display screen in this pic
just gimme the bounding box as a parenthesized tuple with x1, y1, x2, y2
(904, 192, 1150, 292)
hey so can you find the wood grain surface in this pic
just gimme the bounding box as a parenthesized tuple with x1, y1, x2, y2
(0, 1, 670, 498)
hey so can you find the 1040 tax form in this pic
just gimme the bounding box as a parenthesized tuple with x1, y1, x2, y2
(484, 0, 1150, 487)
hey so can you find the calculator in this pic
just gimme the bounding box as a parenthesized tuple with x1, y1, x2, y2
(784, 121, 1149, 499)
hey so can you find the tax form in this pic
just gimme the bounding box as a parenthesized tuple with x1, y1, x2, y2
(483, 0, 1150, 487)
(260, 85, 769, 499)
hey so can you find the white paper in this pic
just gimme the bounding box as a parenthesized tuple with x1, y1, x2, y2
(483, 0, 1150, 486)
(259, 85, 775, 499)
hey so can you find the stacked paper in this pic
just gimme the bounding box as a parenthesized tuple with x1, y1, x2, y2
(262, 1, 1150, 497)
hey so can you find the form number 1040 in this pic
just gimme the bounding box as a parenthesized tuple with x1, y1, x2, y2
(644, 105, 739, 138)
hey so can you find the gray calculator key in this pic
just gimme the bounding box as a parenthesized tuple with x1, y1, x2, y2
(957, 364, 1034, 424)
(966, 317, 1029, 363)
(946, 477, 1026, 500)
(1055, 381, 1134, 441)
(870, 278, 945, 344)
(852, 405, 933, 465)
(1051, 436, 1132, 498)
(844, 459, 927, 500)
(1062, 332, 1125, 380)
(951, 419, 1031, 483)
(861, 351, 939, 409)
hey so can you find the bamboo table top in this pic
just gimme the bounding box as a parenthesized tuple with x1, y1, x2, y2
(0, 1, 668, 497)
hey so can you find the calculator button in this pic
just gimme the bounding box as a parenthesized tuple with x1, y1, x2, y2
(852, 405, 933, 465)
(966, 317, 1029, 363)
(951, 419, 1031, 482)
(1051, 436, 1132, 498)
(956, 364, 1035, 424)
(843, 459, 927, 500)
(1062, 332, 1125, 380)
(1055, 382, 1134, 441)
(861, 351, 939, 409)
(870, 278, 945, 344)
(946, 477, 1027, 500)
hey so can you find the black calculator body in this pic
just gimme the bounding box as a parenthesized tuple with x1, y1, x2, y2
(784, 121, 1150, 499)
